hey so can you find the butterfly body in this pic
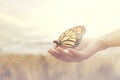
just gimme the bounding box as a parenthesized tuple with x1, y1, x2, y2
(53, 40, 61, 46)
(54, 26, 86, 48)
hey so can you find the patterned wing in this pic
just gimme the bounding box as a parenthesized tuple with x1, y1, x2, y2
(54, 26, 86, 48)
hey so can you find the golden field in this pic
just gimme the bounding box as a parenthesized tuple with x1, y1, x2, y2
(0, 48, 120, 80)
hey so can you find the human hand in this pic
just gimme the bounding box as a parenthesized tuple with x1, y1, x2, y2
(48, 38, 107, 62)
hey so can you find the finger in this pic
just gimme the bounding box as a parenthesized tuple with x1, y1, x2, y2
(68, 49, 79, 55)
(56, 47, 68, 54)
(49, 49, 62, 58)
(68, 49, 88, 60)
(48, 49, 69, 62)
(58, 47, 87, 61)
(56, 47, 75, 61)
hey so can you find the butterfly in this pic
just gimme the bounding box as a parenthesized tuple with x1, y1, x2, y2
(54, 26, 86, 48)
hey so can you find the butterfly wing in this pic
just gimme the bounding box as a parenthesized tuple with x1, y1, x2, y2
(55, 26, 86, 48)
(74, 26, 86, 47)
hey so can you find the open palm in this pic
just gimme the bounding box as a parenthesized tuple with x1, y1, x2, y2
(49, 38, 107, 62)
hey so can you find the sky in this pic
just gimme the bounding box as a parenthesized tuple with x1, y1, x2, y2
(0, 0, 120, 43)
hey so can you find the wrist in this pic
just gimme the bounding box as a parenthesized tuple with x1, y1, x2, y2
(97, 38, 109, 50)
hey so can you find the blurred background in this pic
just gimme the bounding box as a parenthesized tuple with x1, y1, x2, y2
(0, 0, 120, 80)
(0, 0, 120, 53)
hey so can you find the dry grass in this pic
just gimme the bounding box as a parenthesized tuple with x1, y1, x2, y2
(0, 51, 120, 80)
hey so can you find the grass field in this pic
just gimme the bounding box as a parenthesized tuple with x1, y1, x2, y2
(0, 48, 120, 80)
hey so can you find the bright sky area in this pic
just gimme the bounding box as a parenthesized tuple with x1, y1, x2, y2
(0, 0, 120, 43)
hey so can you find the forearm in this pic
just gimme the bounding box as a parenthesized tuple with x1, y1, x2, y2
(100, 29, 120, 47)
